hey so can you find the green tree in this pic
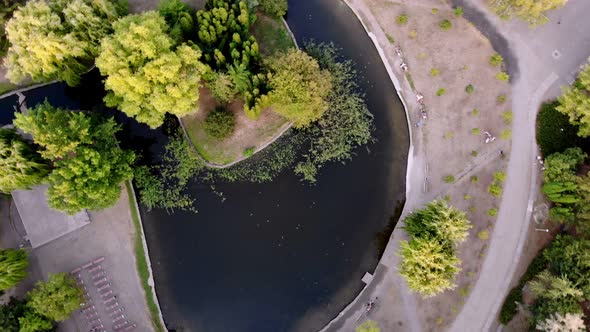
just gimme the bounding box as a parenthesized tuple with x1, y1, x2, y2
(557, 62, 590, 137)
(27, 273, 83, 322)
(537, 313, 586, 332)
(399, 236, 461, 297)
(4, 0, 125, 86)
(544, 235, 590, 298)
(206, 72, 237, 104)
(0, 249, 28, 291)
(543, 147, 586, 183)
(537, 101, 580, 156)
(15, 102, 135, 214)
(96, 12, 208, 128)
(18, 311, 53, 332)
(258, 0, 287, 18)
(0, 297, 26, 332)
(256, 49, 332, 127)
(0, 128, 49, 193)
(399, 200, 471, 297)
(529, 270, 584, 301)
(158, 0, 195, 44)
(490, 0, 568, 25)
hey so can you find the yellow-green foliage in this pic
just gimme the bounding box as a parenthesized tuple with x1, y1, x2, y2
(96, 12, 208, 128)
(557, 61, 590, 137)
(491, 0, 567, 25)
(356, 320, 380, 332)
(4, 0, 124, 86)
(251, 49, 331, 128)
(0, 128, 49, 193)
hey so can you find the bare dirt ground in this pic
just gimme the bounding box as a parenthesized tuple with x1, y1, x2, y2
(181, 86, 290, 165)
(357, 0, 514, 330)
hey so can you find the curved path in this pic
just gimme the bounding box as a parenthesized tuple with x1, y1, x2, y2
(449, 0, 590, 330)
(319, 0, 590, 331)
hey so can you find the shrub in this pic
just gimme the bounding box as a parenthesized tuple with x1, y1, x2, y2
(496, 71, 510, 81)
(472, 108, 480, 116)
(444, 175, 456, 183)
(536, 101, 580, 156)
(243, 147, 255, 157)
(494, 172, 507, 182)
(465, 84, 474, 94)
(439, 19, 452, 30)
(436, 88, 446, 96)
(497, 94, 507, 104)
(397, 14, 408, 25)
(0, 249, 28, 290)
(501, 129, 512, 139)
(259, 0, 288, 18)
(464, 194, 471, 200)
(203, 107, 236, 139)
(472, 128, 480, 135)
(453, 7, 464, 16)
(430, 68, 440, 77)
(488, 208, 498, 216)
(471, 151, 478, 157)
(386, 34, 395, 43)
(418, 52, 426, 59)
(489, 54, 504, 67)
(478, 230, 490, 240)
(502, 111, 513, 125)
(471, 175, 479, 183)
(409, 30, 417, 38)
(499, 287, 523, 324)
(444, 131, 454, 139)
(431, 8, 439, 14)
(488, 183, 502, 197)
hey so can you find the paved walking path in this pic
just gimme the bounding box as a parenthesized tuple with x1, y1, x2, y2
(318, 0, 590, 331)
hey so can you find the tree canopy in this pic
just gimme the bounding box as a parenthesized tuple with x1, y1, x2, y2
(0, 128, 49, 193)
(557, 60, 590, 137)
(0, 249, 28, 291)
(399, 200, 471, 297)
(258, 0, 288, 18)
(4, 0, 125, 86)
(14, 102, 135, 214)
(27, 273, 83, 322)
(96, 11, 208, 128)
(255, 49, 332, 127)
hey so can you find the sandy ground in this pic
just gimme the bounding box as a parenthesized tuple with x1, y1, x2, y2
(181, 86, 290, 165)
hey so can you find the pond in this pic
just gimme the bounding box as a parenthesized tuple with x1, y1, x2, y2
(2, 0, 410, 330)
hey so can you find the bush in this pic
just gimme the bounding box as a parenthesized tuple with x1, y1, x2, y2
(478, 230, 489, 240)
(439, 19, 452, 30)
(489, 54, 504, 67)
(444, 175, 455, 183)
(472, 128, 480, 135)
(471, 151, 478, 157)
(502, 111, 513, 125)
(499, 287, 523, 324)
(431, 8, 439, 14)
(496, 71, 510, 81)
(243, 147, 255, 157)
(259, 0, 288, 18)
(488, 183, 502, 197)
(488, 208, 498, 216)
(501, 129, 512, 140)
(471, 175, 479, 183)
(536, 101, 580, 156)
(472, 108, 480, 116)
(397, 14, 408, 25)
(430, 68, 440, 77)
(203, 107, 236, 139)
(436, 88, 446, 96)
(465, 84, 474, 94)
(497, 94, 507, 103)
(453, 7, 464, 16)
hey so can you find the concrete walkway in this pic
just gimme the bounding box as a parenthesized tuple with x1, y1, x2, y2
(318, 0, 590, 331)
(448, 0, 590, 331)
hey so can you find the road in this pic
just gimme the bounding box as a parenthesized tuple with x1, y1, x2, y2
(449, 0, 590, 331)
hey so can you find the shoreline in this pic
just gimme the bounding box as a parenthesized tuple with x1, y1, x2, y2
(318, 0, 420, 330)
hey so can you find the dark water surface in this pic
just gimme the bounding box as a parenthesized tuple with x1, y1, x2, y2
(1, 0, 409, 330)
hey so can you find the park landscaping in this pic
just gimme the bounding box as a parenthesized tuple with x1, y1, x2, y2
(356, 0, 513, 330)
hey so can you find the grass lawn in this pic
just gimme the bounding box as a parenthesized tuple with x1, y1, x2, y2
(125, 181, 165, 332)
(182, 13, 295, 166)
(0, 82, 15, 95)
(181, 87, 290, 165)
(251, 12, 295, 56)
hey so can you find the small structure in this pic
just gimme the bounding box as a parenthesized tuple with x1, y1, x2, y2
(12, 185, 90, 248)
